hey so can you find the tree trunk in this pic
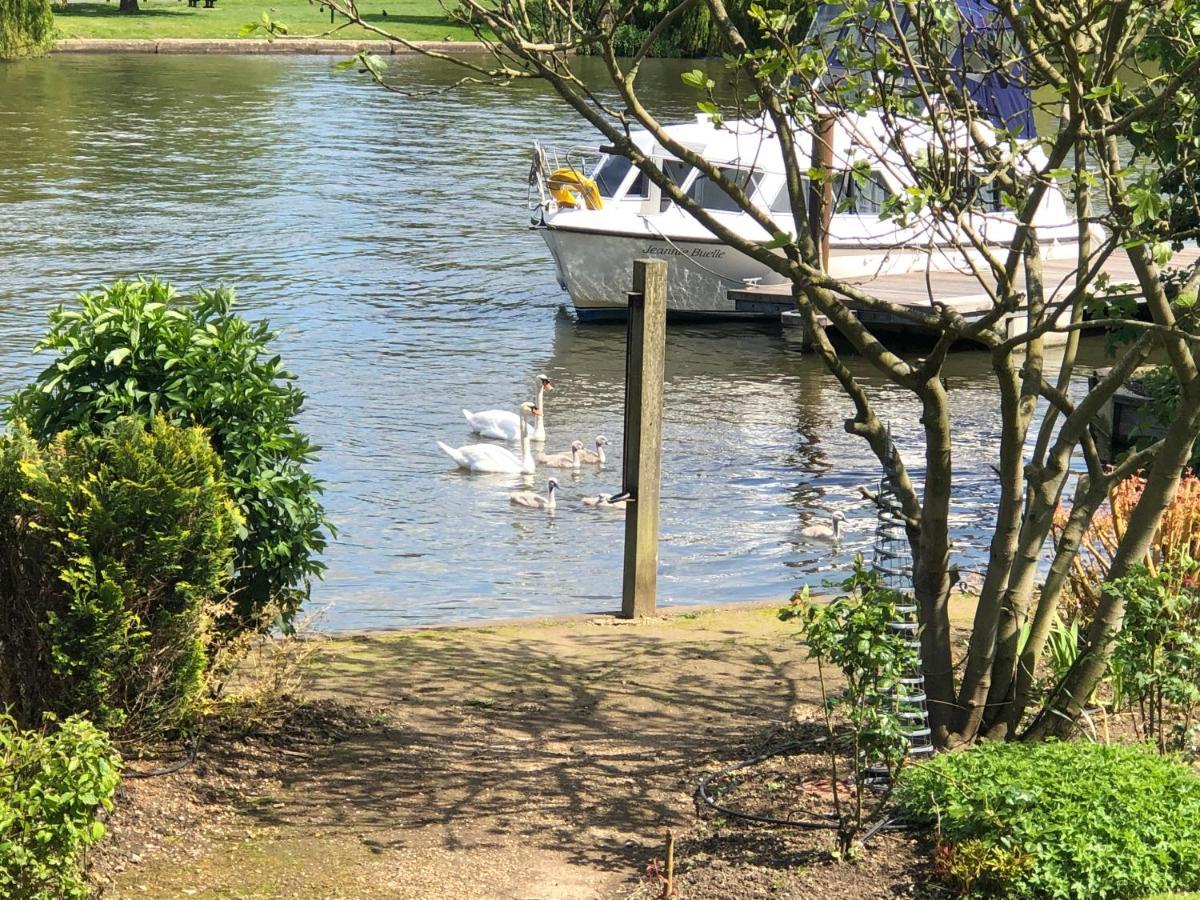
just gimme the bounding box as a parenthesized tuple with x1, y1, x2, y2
(952, 357, 1024, 740)
(914, 377, 956, 745)
(119, 0, 140, 12)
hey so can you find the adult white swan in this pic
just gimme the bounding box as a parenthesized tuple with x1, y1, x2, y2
(438, 404, 538, 474)
(510, 478, 558, 510)
(462, 374, 553, 442)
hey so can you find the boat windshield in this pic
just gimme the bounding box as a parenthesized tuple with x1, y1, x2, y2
(593, 154, 648, 199)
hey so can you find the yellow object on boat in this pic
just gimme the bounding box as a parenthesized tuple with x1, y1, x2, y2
(547, 167, 603, 210)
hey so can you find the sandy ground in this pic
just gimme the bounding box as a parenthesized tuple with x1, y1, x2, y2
(94, 601, 970, 899)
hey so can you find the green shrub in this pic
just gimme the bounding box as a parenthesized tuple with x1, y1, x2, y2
(1108, 555, 1200, 754)
(898, 741, 1200, 898)
(0, 416, 241, 735)
(779, 559, 919, 854)
(6, 278, 329, 630)
(0, 0, 53, 60)
(0, 713, 120, 900)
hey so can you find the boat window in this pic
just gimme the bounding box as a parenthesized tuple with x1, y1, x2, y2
(658, 160, 694, 211)
(769, 179, 811, 215)
(626, 169, 649, 198)
(687, 167, 765, 213)
(769, 173, 892, 217)
(593, 154, 649, 200)
(978, 180, 1005, 213)
(953, 172, 1006, 213)
(836, 170, 892, 215)
(593, 155, 631, 198)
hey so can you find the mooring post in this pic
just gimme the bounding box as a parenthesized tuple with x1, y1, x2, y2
(808, 115, 835, 271)
(621, 259, 667, 618)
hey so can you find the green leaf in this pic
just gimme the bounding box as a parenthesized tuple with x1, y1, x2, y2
(104, 347, 130, 368)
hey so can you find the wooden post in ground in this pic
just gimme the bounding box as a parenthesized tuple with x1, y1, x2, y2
(621, 259, 667, 618)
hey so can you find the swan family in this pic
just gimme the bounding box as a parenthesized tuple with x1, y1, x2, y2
(439, 373, 851, 540)
(437, 373, 624, 511)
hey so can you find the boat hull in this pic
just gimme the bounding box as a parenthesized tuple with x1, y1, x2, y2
(539, 224, 786, 319)
(539, 222, 1096, 320)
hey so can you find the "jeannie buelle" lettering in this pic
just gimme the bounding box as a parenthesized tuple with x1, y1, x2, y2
(640, 244, 726, 260)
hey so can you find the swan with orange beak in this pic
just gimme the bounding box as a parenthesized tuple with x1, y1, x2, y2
(463, 373, 554, 442)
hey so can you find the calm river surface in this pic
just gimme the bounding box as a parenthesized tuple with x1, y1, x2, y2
(0, 53, 1103, 628)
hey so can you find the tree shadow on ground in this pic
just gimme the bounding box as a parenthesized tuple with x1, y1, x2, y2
(202, 623, 816, 880)
(360, 12, 461, 26)
(56, 3, 194, 18)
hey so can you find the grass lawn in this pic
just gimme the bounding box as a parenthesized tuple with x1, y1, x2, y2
(53, 0, 479, 41)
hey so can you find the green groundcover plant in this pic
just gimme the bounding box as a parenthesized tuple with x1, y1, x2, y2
(0, 416, 241, 735)
(897, 741, 1200, 898)
(0, 713, 121, 900)
(6, 278, 329, 631)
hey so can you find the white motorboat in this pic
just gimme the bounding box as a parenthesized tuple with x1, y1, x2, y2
(528, 110, 1098, 321)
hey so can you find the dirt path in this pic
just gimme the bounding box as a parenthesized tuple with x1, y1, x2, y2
(101, 604, 831, 899)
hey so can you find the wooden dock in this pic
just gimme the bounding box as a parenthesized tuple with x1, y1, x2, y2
(729, 246, 1200, 347)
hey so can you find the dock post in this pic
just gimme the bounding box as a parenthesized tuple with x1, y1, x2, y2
(621, 259, 667, 618)
(808, 116, 835, 271)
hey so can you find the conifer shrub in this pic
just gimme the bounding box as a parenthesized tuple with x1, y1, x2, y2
(0, 713, 120, 900)
(898, 741, 1200, 899)
(0, 416, 241, 735)
(6, 278, 329, 631)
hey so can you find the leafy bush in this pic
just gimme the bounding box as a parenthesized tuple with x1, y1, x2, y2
(0, 0, 53, 60)
(6, 278, 329, 630)
(898, 741, 1200, 899)
(0, 713, 121, 900)
(1108, 555, 1200, 753)
(0, 416, 241, 735)
(780, 558, 919, 854)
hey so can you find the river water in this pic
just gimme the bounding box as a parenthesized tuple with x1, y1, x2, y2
(0, 53, 1104, 627)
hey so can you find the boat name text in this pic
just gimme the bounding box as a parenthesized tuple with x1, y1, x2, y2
(640, 244, 725, 260)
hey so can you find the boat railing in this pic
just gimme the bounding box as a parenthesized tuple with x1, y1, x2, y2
(528, 142, 603, 211)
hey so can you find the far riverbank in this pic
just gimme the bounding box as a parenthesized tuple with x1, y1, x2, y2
(54, 37, 484, 53)
(50, 0, 479, 44)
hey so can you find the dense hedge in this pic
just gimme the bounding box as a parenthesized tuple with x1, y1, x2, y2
(898, 741, 1200, 898)
(0, 416, 240, 735)
(0, 0, 53, 59)
(0, 714, 120, 900)
(7, 279, 329, 631)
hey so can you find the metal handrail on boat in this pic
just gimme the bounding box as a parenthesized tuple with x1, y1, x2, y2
(527, 142, 602, 211)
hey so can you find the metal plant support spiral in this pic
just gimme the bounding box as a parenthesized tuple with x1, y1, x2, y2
(872, 436, 933, 762)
